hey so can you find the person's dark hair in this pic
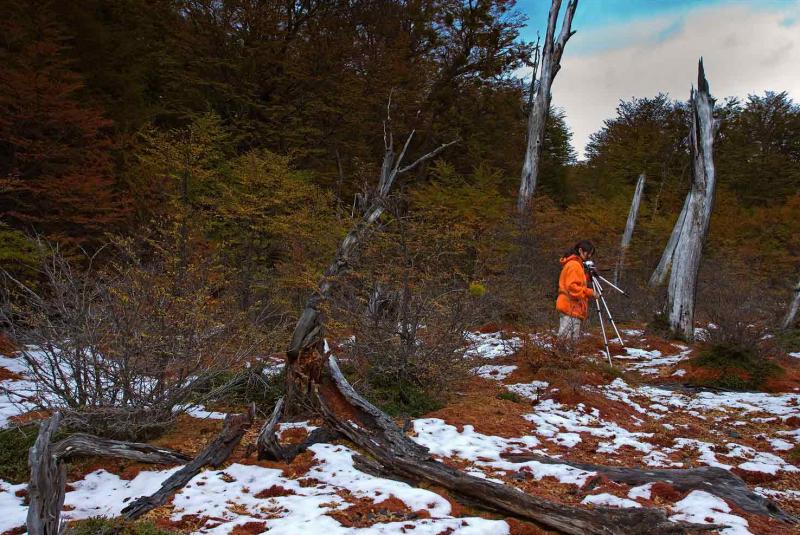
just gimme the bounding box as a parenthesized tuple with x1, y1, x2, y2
(563, 240, 595, 258)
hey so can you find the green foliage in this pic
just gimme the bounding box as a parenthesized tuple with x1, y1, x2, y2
(777, 328, 800, 353)
(468, 281, 487, 298)
(0, 424, 38, 483)
(716, 92, 800, 207)
(0, 223, 42, 282)
(691, 344, 781, 391)
(411, 162, 516, 281)
(210, 150, 342, 310)
(496, 391, 522, 403)
(68, 517, 176, 535)
(366, 379, 444, 418)
(646, 313, 673, 339)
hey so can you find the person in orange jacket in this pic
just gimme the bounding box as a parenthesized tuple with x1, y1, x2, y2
(556, 240, 596, 345)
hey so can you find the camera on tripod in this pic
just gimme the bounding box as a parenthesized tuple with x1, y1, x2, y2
(580, 260, 628, 365)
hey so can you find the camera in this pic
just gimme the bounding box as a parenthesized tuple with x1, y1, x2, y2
(583, 260, 598, 275)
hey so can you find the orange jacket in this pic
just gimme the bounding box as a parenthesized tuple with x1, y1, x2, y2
(556, 255, 594, 320)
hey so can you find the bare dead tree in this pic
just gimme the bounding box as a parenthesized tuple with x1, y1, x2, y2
(665, 59, 718, 339)
(614, 173, 646, 285)
(517, 0, 578, 215)
(649, 193, 690, 287)
(782, 277, 800, 330)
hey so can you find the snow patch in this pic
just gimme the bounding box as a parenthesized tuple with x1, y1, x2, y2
(505, 381, 549, 400)
(581, 493, 641, 508)
(670, 490, 752, 534)
(464, 332, 522, 360)
(471, 365, 518, 381)
(628, 483, 653, 500)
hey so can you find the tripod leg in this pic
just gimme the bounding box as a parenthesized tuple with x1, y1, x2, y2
(599, 294, 626, 349)
(592, 279, 612, 366)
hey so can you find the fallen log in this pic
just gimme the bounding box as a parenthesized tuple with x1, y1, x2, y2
(52, 433, 190, 464)
(121, 404, 255, 520)
(313, 356, 714, 535)
(27, 413, 66, 535)
(503, 453, 795, 524)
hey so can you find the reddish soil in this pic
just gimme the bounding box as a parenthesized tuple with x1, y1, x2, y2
(0, 333, 17, 356)
(230, 522, 267, 535)
(328, 495, 430, 528)
(8, 409, 50, 425)
(426, 378, 534, 438)
(253, 485, 295, 499)
(0, 367, 22, 381)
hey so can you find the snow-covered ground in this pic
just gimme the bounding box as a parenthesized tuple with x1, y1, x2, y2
(1, 329, 799, 534)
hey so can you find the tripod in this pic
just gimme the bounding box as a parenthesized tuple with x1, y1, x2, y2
(586, 263, 627, 366)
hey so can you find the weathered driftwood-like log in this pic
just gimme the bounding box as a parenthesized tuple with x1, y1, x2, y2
(503, 453, 795, 524)
(614, 173, 646, 285)
(649, 193, 690, 287)
(315, 356, 710, 535)
(517, 0, 578, 215)
(27, 413, 66, 535)
(782, 277, 800, 330)
(121, 405, 255, 520)
(52, 433, 190, 464)
(666, 59, 718, 339)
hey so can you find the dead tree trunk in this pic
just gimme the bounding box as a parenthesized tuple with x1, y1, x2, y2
(649, 193, 690, 287)
(782, 277, 800, 330)
(614, 173, 646, 285)
(665, 59, 718, 340)
(517, 0, 578, 215)
(27, 413, 66, 535)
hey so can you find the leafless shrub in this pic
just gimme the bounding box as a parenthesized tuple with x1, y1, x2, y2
(1, 240, 265, 440)
(332, 274, 476, 417)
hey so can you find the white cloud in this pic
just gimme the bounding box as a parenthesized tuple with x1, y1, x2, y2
(545, 3, 800, 159)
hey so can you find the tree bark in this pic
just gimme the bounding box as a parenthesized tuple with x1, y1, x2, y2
(121, 406, 255, 520)
(614, 173, 646, 285)
(665, 59, 718, 340)
(781, 277, 800, 330)
(517, 0, 578, 215)
(503, 453, 794, 524)
(52, 433, 190, 464)
(27, 413, 66, 535)
(649, 193, 691, 287)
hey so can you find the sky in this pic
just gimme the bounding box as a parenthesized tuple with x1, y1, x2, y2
(516, 0, 800, 158)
